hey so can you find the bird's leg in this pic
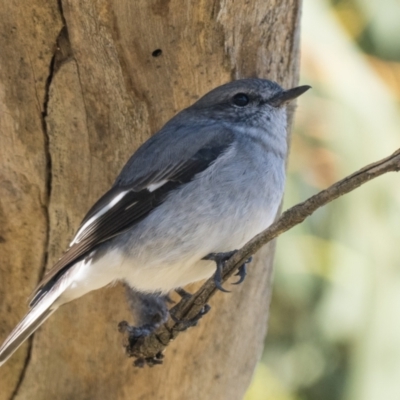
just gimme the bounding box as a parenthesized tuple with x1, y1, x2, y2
(118, 321, 160, 341)
(120, 289, 169, 343)
(119, 289, 171, 367)
(203, 252, 253, 291)
(118, 320, 165, 368)
(203, 251, 237, 292)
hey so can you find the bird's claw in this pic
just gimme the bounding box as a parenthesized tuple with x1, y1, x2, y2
(170, 304, 211, 331)
(175, 287, 192, 300)
(133, 352, 164, 368)
(232, 256, 252, 285)
(214, 258, 231, 292)
(203, 251, 236, 292)
(233, 263, 247, 285)
(203, 252, 253, 291)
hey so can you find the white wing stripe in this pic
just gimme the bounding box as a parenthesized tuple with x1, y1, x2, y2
(147, 180, 168, 192)
(125, 201, 138, 211)
(70, 190, 129, 246)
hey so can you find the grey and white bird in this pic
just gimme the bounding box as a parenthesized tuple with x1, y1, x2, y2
(0, 78, 310, 365)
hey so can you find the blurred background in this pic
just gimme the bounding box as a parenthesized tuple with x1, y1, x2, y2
(245, 0, 400, 399)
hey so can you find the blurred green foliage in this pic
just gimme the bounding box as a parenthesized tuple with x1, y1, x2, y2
(245, 0, 400, 399)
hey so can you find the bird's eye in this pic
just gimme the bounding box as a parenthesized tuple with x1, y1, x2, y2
(232, 93, 249, 107)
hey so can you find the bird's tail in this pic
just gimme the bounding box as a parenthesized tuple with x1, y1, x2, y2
(0, 294, 58, 366)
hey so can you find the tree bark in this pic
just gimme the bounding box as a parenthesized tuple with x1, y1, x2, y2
(0, 1, 301, 399)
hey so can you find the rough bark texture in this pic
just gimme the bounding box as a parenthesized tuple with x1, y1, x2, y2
(0, 1, 301, 399)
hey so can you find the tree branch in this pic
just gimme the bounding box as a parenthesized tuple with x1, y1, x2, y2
(119, 148, 400, 366)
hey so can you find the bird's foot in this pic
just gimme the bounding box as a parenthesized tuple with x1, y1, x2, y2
(203, 251, 252, 291)
(171, 288, 211, 331)
(175, 287, 193, 301)
(118, 321, 157, 344)
(203, 251, 237, 292)
(232, 256, 252, 285)
(118, 320, 166, 367)
(170, 304, 211, 332)
(133, 352, 164, 368)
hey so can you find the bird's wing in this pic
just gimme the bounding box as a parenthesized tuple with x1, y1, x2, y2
(30, 124, 235, 306)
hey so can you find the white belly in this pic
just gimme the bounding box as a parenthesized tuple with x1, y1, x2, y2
(119, 184, 280, 293)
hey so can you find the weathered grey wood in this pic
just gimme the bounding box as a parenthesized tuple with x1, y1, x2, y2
(0, 1, 301, 399)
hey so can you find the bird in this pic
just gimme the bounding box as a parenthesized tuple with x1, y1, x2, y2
(0, 78, 310, 366)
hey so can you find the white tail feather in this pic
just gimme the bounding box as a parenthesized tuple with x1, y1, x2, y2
(0, 306, 56, 366)
(0, 273, 71, 366)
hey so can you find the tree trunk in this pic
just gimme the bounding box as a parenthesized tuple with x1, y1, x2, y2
(0, 1, 301, 399)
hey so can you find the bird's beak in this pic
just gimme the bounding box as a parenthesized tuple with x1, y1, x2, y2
(268, 85, 311, 107)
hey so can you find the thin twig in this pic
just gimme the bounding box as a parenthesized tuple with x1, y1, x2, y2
(120, 148, 400, 364)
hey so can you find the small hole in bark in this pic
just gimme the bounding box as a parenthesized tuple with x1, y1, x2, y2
(152, 49, 162, 57)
